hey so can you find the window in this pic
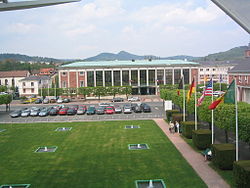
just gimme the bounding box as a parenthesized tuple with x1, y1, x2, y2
(5, 79, 8, 86)
(166, 69, 173, 84)
(206, 68, 209, 71)
(105, 71, 112, 86)
(31, 88, 34, 93)
(79, 71, 84, 75)
(174, 69, 181, 85)
(12, 78, 15, 86)
(23, 89, 26, 93)
(62, 72, 67, 76)
(114, 71, 121, 86)
(131, 70, 138, 86)
(96, 71, 103, 86)
(122, 70, 129, 86)
(140, 70, 147, 86)
(200, 68, 203, 71)
(31, 82, 34, 87)
(23, 82, 26, 86)
(0, 80, 1, 85)
(62, 81, 67, 88)
(80, 81, 84, 87)
(148, 70, 155, 85)
(213, 68, 216, 71)
(157, 70, 164, 85)
(87, 71, 94, 87)
(183, 69, 190, 84)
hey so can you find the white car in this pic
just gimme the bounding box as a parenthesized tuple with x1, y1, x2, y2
(128, 96, 140, 102)
(57, 98, 63, 103)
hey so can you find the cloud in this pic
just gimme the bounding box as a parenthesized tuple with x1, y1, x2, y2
(6, 23, 40, 34)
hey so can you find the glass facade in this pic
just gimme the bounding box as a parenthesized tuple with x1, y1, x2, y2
(131, 70, 138, 86)
(157, 70, 164, 85)
(165, 69, 172, 84)
(140, 70, 147, 86)
(174, 69, 181, 84)
(183, 69, 190, 84)
(114, 71, 121, 86)
(148, 70, 155, 85)
(105, 71, 112, 86)
(122, 70, 129, 86)
(96, 71, 103, 86)
(87, 71, 94, 87)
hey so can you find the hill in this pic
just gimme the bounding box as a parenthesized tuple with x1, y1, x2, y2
(0, 53, 63, 63)
(198, 46, 248, 61)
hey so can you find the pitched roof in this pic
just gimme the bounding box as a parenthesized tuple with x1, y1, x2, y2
(228, 59, 250, 73)
(0, 70, 29, 78)
(20, 76, 50, 81)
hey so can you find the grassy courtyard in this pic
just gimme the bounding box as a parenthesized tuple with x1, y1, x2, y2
(0, 120, 207, 188)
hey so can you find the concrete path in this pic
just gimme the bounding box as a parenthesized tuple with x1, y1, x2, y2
(154, 119, 230, 188)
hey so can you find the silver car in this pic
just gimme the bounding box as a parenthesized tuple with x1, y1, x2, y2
(114, 106, 122, 113)
(21, 109, 31, 117)
(30, 107, 40, 116)
(123, 105, 132, 114)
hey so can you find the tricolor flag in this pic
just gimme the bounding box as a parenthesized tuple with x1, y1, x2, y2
(208, 80, 235, 110)
(187, 78, 195, 103)
(197, 79, 213, 106)
(177, 76, 183, 96)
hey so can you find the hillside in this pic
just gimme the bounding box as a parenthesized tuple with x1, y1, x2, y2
(198, 46, 248, 61)
(0, 53, 63, 63)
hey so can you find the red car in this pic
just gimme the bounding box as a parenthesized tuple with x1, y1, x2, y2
(59, 107, 69, 115)
(105, 106, 115, 114)
(79, 105, 87, 111)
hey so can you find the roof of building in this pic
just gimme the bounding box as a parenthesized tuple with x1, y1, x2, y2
(0, 70, 29, 78)
(228, 59, 250, 73)
(20, 76, 50, 81)
(60, 59, 199, 69)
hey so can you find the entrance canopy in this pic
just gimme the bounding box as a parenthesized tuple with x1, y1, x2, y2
(211, 0, 250, 34)
(0, 0, 80, 11)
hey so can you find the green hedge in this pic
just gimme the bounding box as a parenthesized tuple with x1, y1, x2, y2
(211, 144, 235, 170)
(233, 160, 250, 188)
(181, 121, 195, 139)
(172, 113, 186, 123)
(166, 109, 180, 122)
(192, 129, 212, 150)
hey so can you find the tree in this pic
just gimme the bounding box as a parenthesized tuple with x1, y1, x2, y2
(0, 85, 7, 92)
(0, 94, 12, 111)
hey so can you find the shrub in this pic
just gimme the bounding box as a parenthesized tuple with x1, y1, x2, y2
(166, 109, 180, 121)
(181, 121, 195, 139)
(172, 113, 186, 123)
(192, 129, 212, 150)
(233, 160, 250, 188)
(211, 144, 235, 170)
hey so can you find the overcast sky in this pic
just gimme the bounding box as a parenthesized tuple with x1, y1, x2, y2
(0, 0, 249, 59)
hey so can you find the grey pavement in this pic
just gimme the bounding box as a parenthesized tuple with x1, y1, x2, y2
(154, 119, 230, 188)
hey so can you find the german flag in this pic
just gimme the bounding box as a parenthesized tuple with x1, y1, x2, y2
(208, 94, 225, 110)
(187, 78, 195, 102)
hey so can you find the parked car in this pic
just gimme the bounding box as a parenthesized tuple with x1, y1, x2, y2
(123, 104, 132, 114)
(77, 105, 87, 115)
(96, 106, 105, 115)
(9, 110, 22, 118)
(99, 103, 111, 107)
(128, 96, 140, 102)
(140, 103, 151, 112)
(111, 97, 124, 102)
(35, 98, 43, 104)
(21, 109, 31, 117)
(57, 98, 63, 103)
(50, 97, 57, 103)
(114, 105, 122, 113)
(63, 98, 70, 103)
(67, 107, 77, 115)
(39, 107, 51, 117)
(105, 106, 115, 114)
(49, 107, 59, 116)
(86, 106, 96, 115)
(30, 107, 40, 116)
(59, 107, 69, 115)
(43, 98, 49, 104)
(133, 104, 142, 113)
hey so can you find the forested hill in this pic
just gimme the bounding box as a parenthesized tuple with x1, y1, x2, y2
(0, 53, 62, 62)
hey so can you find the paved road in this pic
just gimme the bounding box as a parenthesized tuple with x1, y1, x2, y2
(0, 101, 165, 124)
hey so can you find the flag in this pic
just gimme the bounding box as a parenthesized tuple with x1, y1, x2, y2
(177, 76, 183, 96)
(208, 80, 236, 110)
(197, 79, 213, 106)
(224, 80, 235, 104)
(208, 93, 225, 110)
(204, 79, 213, 96)
(187, 78, 195, 102)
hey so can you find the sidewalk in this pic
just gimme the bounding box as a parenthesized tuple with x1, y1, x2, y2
(154, 119, 230, 188)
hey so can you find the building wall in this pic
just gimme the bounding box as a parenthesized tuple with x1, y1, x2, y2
(19, 80, 39, 96)
(0, 77, 26, 88)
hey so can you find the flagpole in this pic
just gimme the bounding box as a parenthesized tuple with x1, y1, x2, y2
(194, 76, 197, 130)
(235, 79, 239, 161)
(212, 77, 214, 144)
(183, 74, 186, 122)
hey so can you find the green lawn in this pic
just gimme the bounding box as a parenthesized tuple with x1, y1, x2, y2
(0, 120, 207, 188)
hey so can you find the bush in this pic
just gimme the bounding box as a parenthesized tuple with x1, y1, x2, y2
(172, 113, 186, 123)
(166, 109, 180, 122)
(233, 160, 250, 188)
(181, 121, 195, 139)
(192, 129, 212, 150)
(211, 144, 235, 170)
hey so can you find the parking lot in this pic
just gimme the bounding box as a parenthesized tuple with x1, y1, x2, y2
(0, 100, 165, 124)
